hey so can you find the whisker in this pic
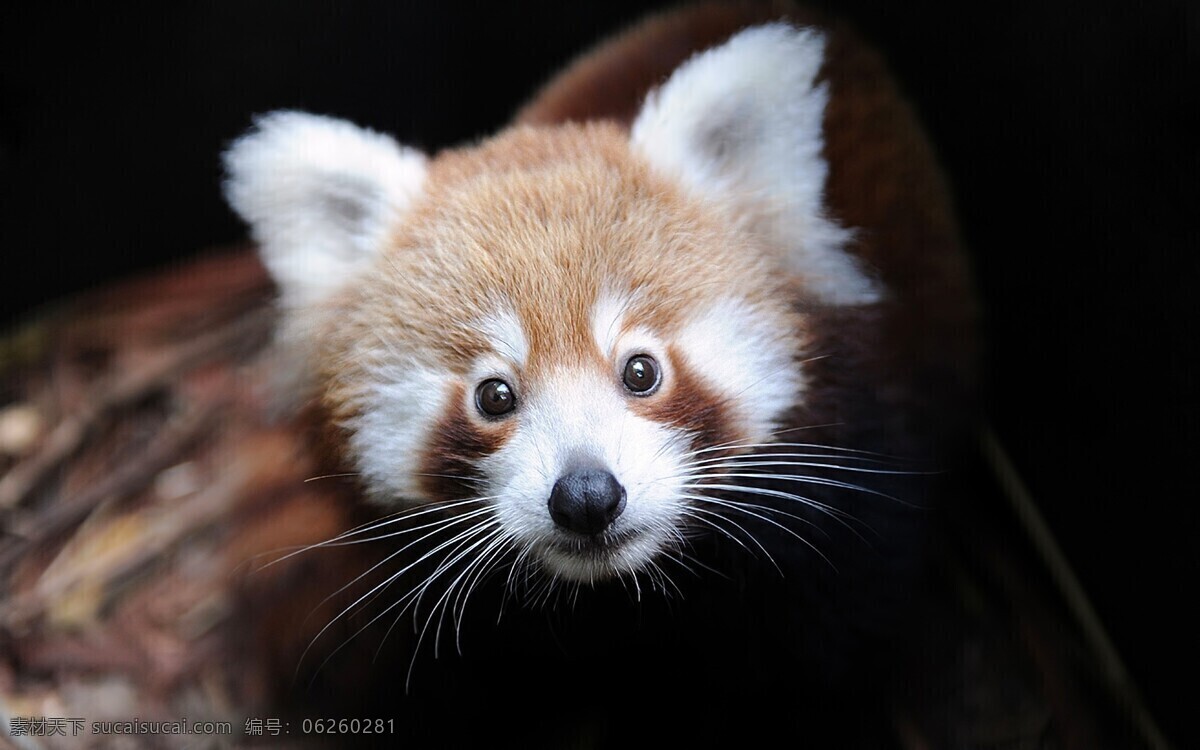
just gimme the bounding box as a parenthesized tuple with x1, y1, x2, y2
(696, 483, 879, 551)
(452, 535, 515, 651)
(298, 511, 497, 682)
(670, 544, 728, 581)
(404, 521, 504, 632)
(417, 526, 509, 664)
(684, 494, 836, 572)
(501, 544, 537, 622)
(303, 472, 361, 483)
(691, 492, 830, 549)
(255, 496, 489, 571)
(626, 564, 644, 602)
(645, 558, 684, 599)
(534, 566, 564, 610)
(347, 520, 504, 687)
(569, 578, 584, 612)
(687, 475, 900, 511)
(682, 478, 855, 520)
(442, 531, 513, 651)
(682, 487, 833, 538)
(680, 453, 921, 472)
(411, 471, 486, 486)
(678, 426, 836, 461)
(682, 481, 878, 541)
(694, 471, 911, 506)
(305, 505, 499, 629)
(683, 439, 910, 462)
(681, 505, 780, 574)
(322, 497, 495, 547)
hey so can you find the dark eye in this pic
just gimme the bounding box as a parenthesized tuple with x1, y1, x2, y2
(476, 379, 516, 417)
(622, 354, 660, 395)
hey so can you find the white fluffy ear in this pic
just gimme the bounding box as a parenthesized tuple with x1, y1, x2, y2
(632, 24, 879, 305)
(223, 111, 427, 309)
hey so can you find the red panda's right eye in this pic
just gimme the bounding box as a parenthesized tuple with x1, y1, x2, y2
(476, 379, 516, 417)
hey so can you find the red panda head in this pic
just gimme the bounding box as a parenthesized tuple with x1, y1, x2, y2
(224, 25, 880, 583)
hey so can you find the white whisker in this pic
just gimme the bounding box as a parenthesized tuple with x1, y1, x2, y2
(682, 487, 833, 537)
(691, 471, 909, 505)
(683, 481, 877, 542)
(682, 438, 909, 462)
(257, 496, 489, 572)
(299, 510, 498, 683)
(303, 472, 361, 483)
(419, 526, 508, 663)
(452, 535, 515, 650)
(302, 505, 499, 630)
(681, 505, 780, 573)
(684, 494, 836, 571)
(681, 453, 920, 472)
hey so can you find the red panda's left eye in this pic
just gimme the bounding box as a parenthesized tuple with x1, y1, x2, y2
(623, 355, 660, 395)
(476, 379, 516, 417)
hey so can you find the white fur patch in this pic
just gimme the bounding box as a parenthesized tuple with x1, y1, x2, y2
(675, 297, 803, 442)
(631, 24, 880, 305)
(351, 358, 449, 504)
(476, 306, 529, 367)
(223, 111, 427, 309)
(589, 290, 635, 359)
(484, 369, 690, 582)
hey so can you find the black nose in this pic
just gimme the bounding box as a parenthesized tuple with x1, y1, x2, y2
(548, 469, 626, 535)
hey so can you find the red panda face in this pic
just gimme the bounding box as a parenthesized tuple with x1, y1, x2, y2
(223, 25, 882, 585)
(330, 125, 806, 582)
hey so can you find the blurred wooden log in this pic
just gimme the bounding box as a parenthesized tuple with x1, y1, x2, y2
(0, 249, 375, 748)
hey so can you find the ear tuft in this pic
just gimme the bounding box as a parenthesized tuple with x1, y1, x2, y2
(632, 24, 880, 305)
(223, 111, 427, 309)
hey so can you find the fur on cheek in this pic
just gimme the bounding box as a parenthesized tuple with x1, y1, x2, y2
(417, 382, 515, 502)
(629, 346, 739, 454)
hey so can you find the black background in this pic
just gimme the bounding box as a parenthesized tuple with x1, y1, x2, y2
(1, 1, 1194, 744)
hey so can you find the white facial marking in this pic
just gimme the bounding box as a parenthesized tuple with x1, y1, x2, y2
(590, 289, 636, 359)
(476, 305, 529, 367)
(675, 297, 802, 442)
(352, 356, 449, 504)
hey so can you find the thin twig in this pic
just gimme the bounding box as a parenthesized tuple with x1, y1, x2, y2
(980, 426, 1174, 750)
(0, 401, 219, 578)
(0, 310, 271, 511)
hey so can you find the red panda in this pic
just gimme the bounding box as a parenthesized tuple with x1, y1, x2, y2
(223, 2, 975, 743)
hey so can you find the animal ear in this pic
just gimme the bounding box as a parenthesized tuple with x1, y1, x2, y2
(632, 24, 879, 305)
(223, 111, 427, 309)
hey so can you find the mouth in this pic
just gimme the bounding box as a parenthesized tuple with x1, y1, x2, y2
(549, 525, 638, 552)
(537, 526, 664, 582)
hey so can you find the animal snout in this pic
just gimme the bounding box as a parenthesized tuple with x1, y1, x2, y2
(548, 468, 626, 535)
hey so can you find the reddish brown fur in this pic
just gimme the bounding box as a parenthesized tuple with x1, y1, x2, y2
(417, 382, 514, 501)
(631, 345, 737, 453)
(318, 123, 799, 438)
(515, 1, 801, 127)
